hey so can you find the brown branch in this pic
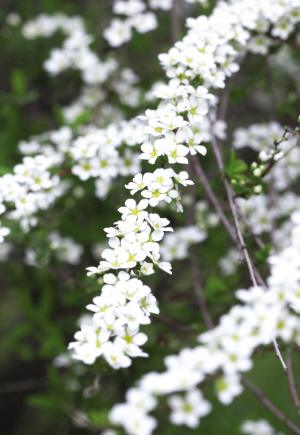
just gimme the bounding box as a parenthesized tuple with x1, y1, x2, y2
(185, 157, 214, 330)
(207, 102, 287, 372)
(189, 246, 214, 330)
(152, 314, 195, 332)
(207, 104, 258, 287)
(83, 373, 101, 399)
(0, 377, 46, 393)
(170, 0, 181, 45)
(191, 154, 237, 243)
(272, 339, 288, 372)
(191, 154, 266, 289)
(242, 377, 300, 435)
(287, 352, 300, 417)
(56, 167, 72, 178)
(238, 208, 265, 250)
(269, 35, 300, 50)
(266, 55, 277, 122)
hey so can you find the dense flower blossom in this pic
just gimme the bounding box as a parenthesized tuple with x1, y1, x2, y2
(3, 0, 300, 434)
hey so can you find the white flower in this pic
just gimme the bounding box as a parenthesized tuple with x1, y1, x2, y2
(126, 173, 153, 195)
(149, 251, 172, 274)
(147, 213, 173, 240)
(140, 293, 159, 315)
(165, 144, 189, 165)
(140, 261, 155, 276)
(103, 19, 132, 47)
(100, 247, 137, 269)
(141, 184, 169, 207)
(118, 199, 149, 220)
(139, 142, 163, 164)
(168, 389, 212, 428)
(86, 263, 109, 276)
(123, 409, 157, 435)
(117, 302, 151, 329)
(126, 388, 157, 412)
(103, 342, 132, 369)
(173, 171, 194, 186)
(86, 294, 116, 317)
(215, 374, 243, 405)
(241, 419, 276, 435)
(0, 223, 10, 243)
(131, 12, 158, 34)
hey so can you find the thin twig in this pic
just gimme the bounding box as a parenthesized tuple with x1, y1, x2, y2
(189, 246, 214, 330)
(152, 314, 195, 332)
(272, 338, 288, 372)
(207, 104, 258, 287)
(191, 155, 237, 243)
(56, 167, 72, 178)
(287, 352, 300, 416)
(266, 55, 277, 122)
(268, 172, 277, 249)
(83, 373, 101, 399)
(191, 154, 266, 288)
(207, 102, 287, 372)
(238, 209, 265, 249)
(0, 377, 46, 393)
(185, 157, 214, 329)
(170, 0, 181, 44)
(242, 377, 300, 435)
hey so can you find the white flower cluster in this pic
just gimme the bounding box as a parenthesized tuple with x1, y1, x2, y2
(24, 231, 83, 267)
(104, 0, 214, 47)
(160, 225, 207, 262)
(104, 1, 158, 47)
(195, 200, 220, 231)
(108, 208, 300, 434)
(62, 68, 142, 126)
(6, 0, 300, 432)
(234, 121, 300, 191)
(158, 0, 300, 89)
(0, 117, 146, 244)
(240, 419, 285, 435)
(218, 247, 242, 276)
(0, 242, 13, 262)
(68, 270, 159, 367)
(69, 121, 143, 193)
(48, 231, 83, 265)
(68, 0, 300, 377)
(22, 13, 117, 81)
(0, 151, 66, 234)
(21, 13, 144, 125)
(236, 191, 300, 248)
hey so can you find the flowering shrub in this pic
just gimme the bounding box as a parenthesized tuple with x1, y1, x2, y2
(2, 0, 300, 434)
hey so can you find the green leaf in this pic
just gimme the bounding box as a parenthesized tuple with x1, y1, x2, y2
(27, 393, 59, 410)
(225, 149, 248, 180)
(89, 410, 109, 426)
(72, 109, 93, 127)
(11, 69, 27, 97)
(255, 244, 272, 265)
(53, 104, 65, 126)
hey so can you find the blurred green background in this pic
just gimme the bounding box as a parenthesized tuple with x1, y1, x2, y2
(1, 1, 300, 434)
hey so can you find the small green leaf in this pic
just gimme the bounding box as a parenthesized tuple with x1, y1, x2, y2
(27, 393, 59, 410)
(255, 244, 272, 265)
(11, 69, 27, 96)
(72, 109, 93, 127)
(225, 149, 248, 180)
(89, 410, 109, 426)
